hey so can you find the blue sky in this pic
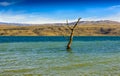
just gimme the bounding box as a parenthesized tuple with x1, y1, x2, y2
(0, 0, 120, 24)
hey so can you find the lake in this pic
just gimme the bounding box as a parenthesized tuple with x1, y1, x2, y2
(0, 36, 120, 76)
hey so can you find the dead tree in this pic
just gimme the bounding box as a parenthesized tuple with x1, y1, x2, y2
(67, 18, 81, 49)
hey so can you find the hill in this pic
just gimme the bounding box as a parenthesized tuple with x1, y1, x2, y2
(0, 20, 120, 36)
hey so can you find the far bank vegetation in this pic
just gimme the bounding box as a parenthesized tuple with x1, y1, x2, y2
(0, 24, 120, 36)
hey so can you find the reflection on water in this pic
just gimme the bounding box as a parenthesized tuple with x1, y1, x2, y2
(0, 41, 120, 76)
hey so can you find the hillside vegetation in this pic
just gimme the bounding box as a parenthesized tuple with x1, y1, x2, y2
(0, 20, 120, 36)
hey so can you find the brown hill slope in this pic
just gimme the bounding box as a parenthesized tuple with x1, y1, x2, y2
(0, 20, 120, 36)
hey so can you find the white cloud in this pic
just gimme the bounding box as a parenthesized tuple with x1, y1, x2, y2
(103, 13, 120, 21)
(0, 9, 120, 24)
(0, 13, 120, 24)
(108, 5, 120, 10)
(0, 2, 15, 6)
(0, 10, 79, 24)
(83, 13, 120, 22)
(0, 13, 67, 24)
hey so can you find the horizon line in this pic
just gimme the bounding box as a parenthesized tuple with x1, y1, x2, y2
(0, 19, 120, 25)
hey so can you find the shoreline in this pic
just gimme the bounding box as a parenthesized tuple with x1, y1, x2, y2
(0, 35, 120, 36)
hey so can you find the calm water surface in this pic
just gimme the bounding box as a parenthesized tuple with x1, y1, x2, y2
(0, 36, 120, 76)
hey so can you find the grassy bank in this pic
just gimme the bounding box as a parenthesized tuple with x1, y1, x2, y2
(0, 24, 120, 36)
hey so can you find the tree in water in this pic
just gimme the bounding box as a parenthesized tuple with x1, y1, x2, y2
(66, 18, 81, 50)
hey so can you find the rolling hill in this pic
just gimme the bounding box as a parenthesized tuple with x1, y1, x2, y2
(0, 20, 120, 36)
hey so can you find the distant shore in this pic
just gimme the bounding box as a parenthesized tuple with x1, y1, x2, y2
(0, 24, 120, 36)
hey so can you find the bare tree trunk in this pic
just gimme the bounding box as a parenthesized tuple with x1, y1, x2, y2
(67, 29, 74, 49)
(67, 18, 81, 49)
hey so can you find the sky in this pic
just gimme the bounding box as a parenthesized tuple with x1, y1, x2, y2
(0, 0, 120, 24)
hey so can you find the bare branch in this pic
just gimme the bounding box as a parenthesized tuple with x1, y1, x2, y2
(66, 20, 69, 25)
(66, 20, 71, 30)
(72, 18, 81, 30)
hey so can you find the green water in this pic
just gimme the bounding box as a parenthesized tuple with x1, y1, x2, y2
(0, 41, 120, 76)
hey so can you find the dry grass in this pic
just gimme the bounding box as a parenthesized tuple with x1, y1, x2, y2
(0, 24, 120, 36)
